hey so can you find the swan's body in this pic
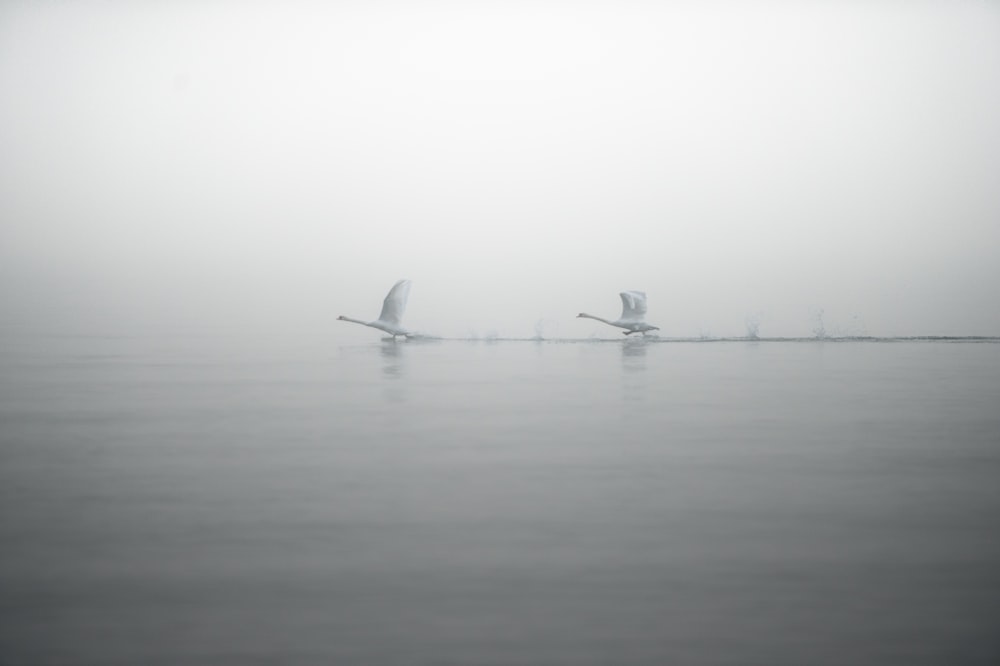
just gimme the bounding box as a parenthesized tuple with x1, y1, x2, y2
(338, 279, 413, 338)
(578, 290, 660, 335)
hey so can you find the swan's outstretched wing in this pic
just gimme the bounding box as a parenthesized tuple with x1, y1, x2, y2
(378, 279, 411, 326)
(619, 291, 648, 322)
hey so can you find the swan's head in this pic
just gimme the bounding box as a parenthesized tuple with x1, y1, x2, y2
(576, 313, 586, 318)
(337, 315, 347, 320)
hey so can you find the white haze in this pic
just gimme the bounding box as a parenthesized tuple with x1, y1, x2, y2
(1, 1, 998, 340)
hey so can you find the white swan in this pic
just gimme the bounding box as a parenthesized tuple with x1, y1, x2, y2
(577, 290, 660, 335)
(338, 279, 413, 338)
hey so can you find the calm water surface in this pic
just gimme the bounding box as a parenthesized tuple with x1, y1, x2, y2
(1, 335, 999, 665)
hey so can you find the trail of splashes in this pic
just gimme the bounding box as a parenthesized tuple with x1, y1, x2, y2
(810, 311, 868, 339)
(532, 318, 563, 341)
(465, 328, 499, 343)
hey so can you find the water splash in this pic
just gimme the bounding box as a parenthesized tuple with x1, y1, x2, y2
(845, 314, 868, 337)
(744, 315, 760, 340)
(812, 309, 827, 339)
(467, 326, 501, 342)
(533, 319, 546, 341)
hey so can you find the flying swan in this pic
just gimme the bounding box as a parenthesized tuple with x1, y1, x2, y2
(577, 291, 660, 335)
(338, 279, 414, 338)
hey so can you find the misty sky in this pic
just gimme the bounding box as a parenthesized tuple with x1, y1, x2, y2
(1, 1, 998, 339)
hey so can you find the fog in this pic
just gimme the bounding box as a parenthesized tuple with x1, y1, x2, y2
(2, 1, 998, 340)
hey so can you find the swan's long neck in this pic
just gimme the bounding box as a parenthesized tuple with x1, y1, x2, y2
(338, 316, 369, 327)
(578, 313, 611, 325)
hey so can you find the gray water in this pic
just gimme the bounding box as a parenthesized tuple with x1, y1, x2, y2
(1, 334, 999, 665)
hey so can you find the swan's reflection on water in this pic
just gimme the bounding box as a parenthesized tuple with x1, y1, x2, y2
(379, 340, 406, 403)
(621, 337, 648, 365)
(380, 339, 404, 378)
(621, 338, 648, 403)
